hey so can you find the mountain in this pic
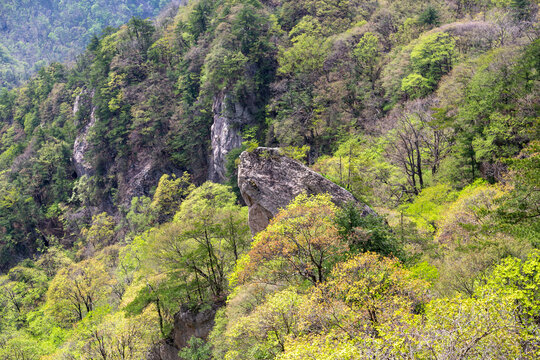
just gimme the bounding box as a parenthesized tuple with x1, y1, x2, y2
(0, 0, 178, 89)
(0, 0, 538, 359)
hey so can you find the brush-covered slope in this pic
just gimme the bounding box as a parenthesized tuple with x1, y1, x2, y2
(0, 0, 538, 358)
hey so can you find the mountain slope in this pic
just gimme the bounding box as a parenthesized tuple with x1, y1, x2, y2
(0, 0, 177, 89)
(0, 0, 538, 358)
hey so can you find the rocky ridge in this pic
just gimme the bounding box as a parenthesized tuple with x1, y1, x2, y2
(238, 147, 377, 234)
(208, 93, 256, 183)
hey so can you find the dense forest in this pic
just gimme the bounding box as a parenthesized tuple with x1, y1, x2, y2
(0, 0, 539, 359)
(0, 0, 175, 89)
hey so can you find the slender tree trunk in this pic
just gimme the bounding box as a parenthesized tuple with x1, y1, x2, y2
(415, 140, 423, 189)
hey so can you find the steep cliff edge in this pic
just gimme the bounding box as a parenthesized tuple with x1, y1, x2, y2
(238, 147, 377, 234)
(72, 89, 96, 178)
(148, 304, 221, 360)
(209, 93, 256, 183)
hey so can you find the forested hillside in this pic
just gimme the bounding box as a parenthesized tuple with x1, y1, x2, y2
(0, 0, 538, 359)
(0, 0, 176, 89)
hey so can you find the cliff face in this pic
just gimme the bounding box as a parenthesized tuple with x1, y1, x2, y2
(71, 90, 180, 206)
(72, 89, 95, 178)
(238, 147, 377, 234)
(148, 305, 221, 360)
(208, 93, 255, 183)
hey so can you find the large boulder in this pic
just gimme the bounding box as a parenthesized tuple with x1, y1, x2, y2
(238, 147, 376, 234)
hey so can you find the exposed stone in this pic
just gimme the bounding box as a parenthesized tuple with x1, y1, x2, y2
(172, 305, 219, 349)
(72, 102, 96, 178)
(209, 93, 255, 183)
(146, 340, 180, 360)
(147, 304, 221, 360)
(238, 147, 377, 234)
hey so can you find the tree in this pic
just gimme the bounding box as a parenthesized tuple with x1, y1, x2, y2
(127, 182, 250, 328)
(188, 0, 213, 40)
(81, 212, 115, 252)
(418, 6, 440, 26)
(335, 203, 404, 259)
(125, 195, 154, 234)
(46, 258, 112, 323)
(353, 32, 381, 86)
(298, 253, 430, 339)
(400, 73, 431, 99)
(126, 17, 155, 60)
(240, 193, 347, 285)
(433, 182, 531, 296)
(497, 141, 540, 244)
(377, 295, 525, 359)
(216, 288, 302, 360)
(179, 336, 212, 360)
(83, 311, 160, 360)
(479, 250, 540, 348)
(410, 32, 455, 85)
(401, 32, 456, 98)
(150, 172, 194, 224)
(386, 113, 426, 195)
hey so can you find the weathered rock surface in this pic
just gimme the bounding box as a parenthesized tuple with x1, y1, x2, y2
(72, 89, 96, 177)
(209, 93, 255, 183)
(172, 305, 219, 349)
(146, 341, 179, 360)
(147, 304, 221, 360)
(238, 147, 377, 234)
(71, 89, 181, 206)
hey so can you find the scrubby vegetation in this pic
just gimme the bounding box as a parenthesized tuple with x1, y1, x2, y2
(0, 0, 538, 358)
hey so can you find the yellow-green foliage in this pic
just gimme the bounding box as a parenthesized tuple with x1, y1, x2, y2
(404, 183, 457, 233)
(313, 136, 404, 205)
(239, 193, 344, 285)
(429, 181, 532, 296)
(0, 0, 538, 357)
(151, 172, 194, 223)
(45, 257, 113, 324)
(81, 212, 115, 252)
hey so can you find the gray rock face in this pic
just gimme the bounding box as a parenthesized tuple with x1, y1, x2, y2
(146, 342, 181, 360)
(209, 93, 254, 183)
(173, 306, 218, 349)
(72, 90, 96, 178)
(147, 305, 220, 360)
(238, 147, 376, 234)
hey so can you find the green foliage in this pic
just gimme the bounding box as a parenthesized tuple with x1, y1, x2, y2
(46, 257, 112, 324)
(497, 141, 540, 244)
(240, 193, 346, 285)
(0, 0, 166, 89)
(401, 73, 432, 99)
(151, 172, 194, 224)
(280, 145, 310, 163)
(404, 183, 457, 233)
(479, 250, 540, 345)
(81, 212, 115, 252)
(418, 6, 440, 26)
(278, 21, 330, 77)
(335, 203, 405, 260)
(0, 0, 538, 356)
(179, 336, 212, 360)
(438, 40, 539, 184)
(125, 182, 250, 335)
(313, 136, 403, 206)
(403, 32, 456, 97)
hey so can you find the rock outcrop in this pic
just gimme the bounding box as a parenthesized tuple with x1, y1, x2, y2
(209, 93, 255, 183)
(238, 147, 377, 234)
(147, 304, 221, 360)
(72, 89, 96, 177)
